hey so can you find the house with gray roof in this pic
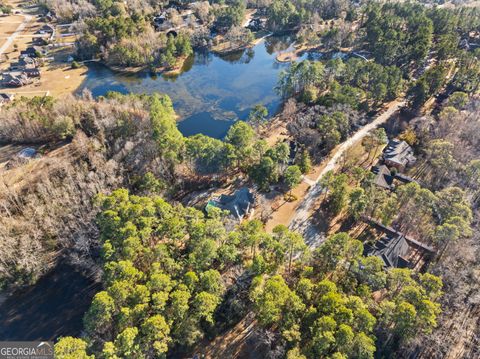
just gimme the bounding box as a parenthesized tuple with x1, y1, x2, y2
(206, 187, 255, 220)
(383, 139, 416, 172)
(10, 56, 37, 71)
(372, 165, 394, 190)
(363, 234, 411, 268)
(1, 72, 32, 87)
(20, 46, 46, 59)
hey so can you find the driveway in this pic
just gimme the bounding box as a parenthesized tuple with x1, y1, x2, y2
(288, 100, 406, 247)
(0, 11, 32, 57)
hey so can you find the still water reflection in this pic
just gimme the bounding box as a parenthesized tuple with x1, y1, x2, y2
(78, 36, 296, 138)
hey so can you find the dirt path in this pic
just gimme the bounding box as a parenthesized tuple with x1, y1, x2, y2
(0, 11, 32, 57)
(284, 100, 405, 246)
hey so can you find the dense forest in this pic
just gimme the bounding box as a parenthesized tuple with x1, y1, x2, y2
(0, 93, 309, 288)
(52, 190, 442, 358)
(1, 0, 480, 358)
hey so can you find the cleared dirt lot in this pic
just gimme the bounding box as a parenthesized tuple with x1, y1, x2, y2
(0, 13, 33, 67)
(0, 14, 24, 38)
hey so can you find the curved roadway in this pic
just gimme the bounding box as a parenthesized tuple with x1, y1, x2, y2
(289, 100, 405, 247)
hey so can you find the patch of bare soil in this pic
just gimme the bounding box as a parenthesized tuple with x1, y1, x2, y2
(192, 312, 257, 359)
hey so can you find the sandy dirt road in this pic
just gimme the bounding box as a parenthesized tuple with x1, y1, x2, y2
(0, 11, 32, 57)
(288, 99, 406, 247)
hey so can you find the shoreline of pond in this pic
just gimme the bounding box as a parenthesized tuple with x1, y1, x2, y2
(77, 37, 297, 139)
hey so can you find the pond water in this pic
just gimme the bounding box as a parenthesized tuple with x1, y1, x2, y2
(78, 36, 297, 138)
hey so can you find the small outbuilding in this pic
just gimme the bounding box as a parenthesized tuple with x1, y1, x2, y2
(32, 37, 48, 46)
(18, 147, 37, 159)
(0, 93, 15, 106)
(5, 147, 39, 169)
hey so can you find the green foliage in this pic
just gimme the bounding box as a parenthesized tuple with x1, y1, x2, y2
(364, 3, 433, 67)
(141, 315, 171, 355)
(374, 181, 473, 252)
(214, 0, 246, 29)
(249, 156, 279, 191)
(149, 94, 184, 162)
(382, 269, 442, 342)
(84, 291, 116, 335)
(79, 9, 192, 68)
(316, 111, 349, 150)
(340, 59, 403, 104)
(452, 50, 480, 93)
(84, 16, 143, 49)
(247, 140, 295, 192)
(284, 165, 302, 191)
(135, 172, 165, 195)
(248, 104, 268, 127)
(54, 337, 93, 359)
(0, 4, 12, 14)
(314, 233, 362, 277)
(277, 60, 325, 98)
(252, 272, 378, 359)
(328, 173, 349, 215)
(250, 229, 443, 357)
(278, 57, 403, 110)
(226, 121, 255, 149)
(267, 0, 299, 31)
(407, 78, 429, 110)
(85, 189, 242, 352)
(436, 33, 459, 61)
(81, 189, 300, 356)
(225, 121, 255, 168)
(71, 183, 445, 358)
(447, 91, 468, 110)
(297, 149, 312, 174)
(272, 225, 306, 273)
(159, 34, 193, 68)
(408, 65, 448, 110)
(348, 188, 368, 220)
(186, 134, 229, 174)
(250, 274, 305, 327)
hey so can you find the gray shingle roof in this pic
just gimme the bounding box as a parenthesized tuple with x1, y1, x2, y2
(208, 187, 254, 220)
(364, 234, 411, 268)
(383, 139, 416, 168)
(372, 165, 394, 189)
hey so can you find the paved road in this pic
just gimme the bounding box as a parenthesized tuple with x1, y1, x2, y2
(0, 11, 32, 57)
(289, 99, 406, 247)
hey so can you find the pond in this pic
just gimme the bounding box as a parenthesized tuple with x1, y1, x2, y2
(78, 36, 297, 139)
